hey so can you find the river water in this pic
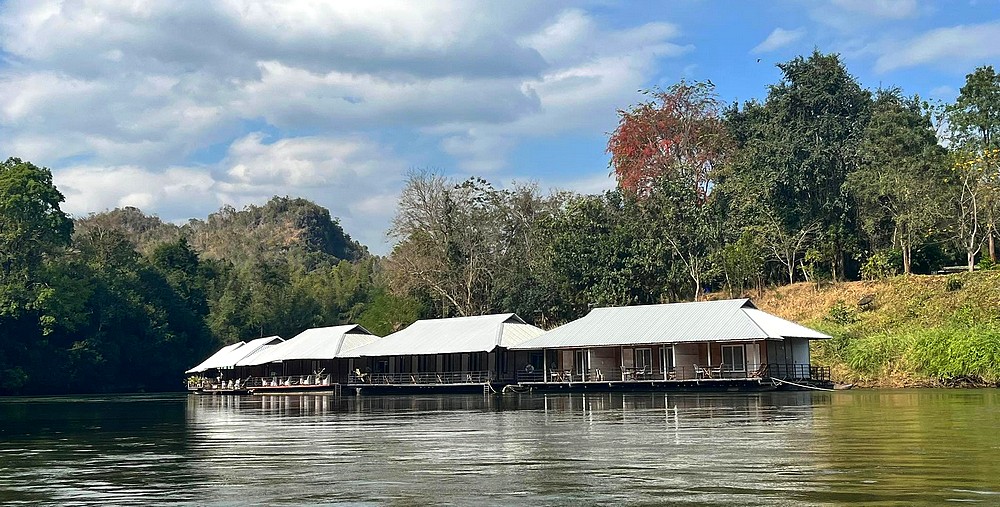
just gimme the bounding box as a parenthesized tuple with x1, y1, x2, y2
(0, 390, 998, 506)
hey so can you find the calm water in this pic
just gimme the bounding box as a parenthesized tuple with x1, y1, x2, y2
(0, 390, 998, 506)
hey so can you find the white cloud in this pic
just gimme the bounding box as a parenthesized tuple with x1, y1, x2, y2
(874, 21, 1000, 72)
(215, 133, 407, 251)
(0, 2, 690, 253)
(752, 28, 806, 54)
(831, 0, 919, 19)
(56, 165, 219, 219)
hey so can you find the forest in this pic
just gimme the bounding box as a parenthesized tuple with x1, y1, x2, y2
(2, 51, 998, 394)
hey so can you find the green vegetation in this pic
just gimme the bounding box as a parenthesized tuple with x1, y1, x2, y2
(757, 272, 1000, 386)
(2, 51, 999, 394)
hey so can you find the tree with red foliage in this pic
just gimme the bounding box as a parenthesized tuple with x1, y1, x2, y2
(607, 80, 729, 203)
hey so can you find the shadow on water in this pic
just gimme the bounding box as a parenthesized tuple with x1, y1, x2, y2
(0, 390, 998, 505)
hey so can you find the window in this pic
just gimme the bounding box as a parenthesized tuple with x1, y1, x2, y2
(721, 345, 746, 372)
(635, 348, 652, 372)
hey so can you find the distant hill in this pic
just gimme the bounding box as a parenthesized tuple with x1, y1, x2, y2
(753, 272, 1000, 386)
(74, 197, 368, 269)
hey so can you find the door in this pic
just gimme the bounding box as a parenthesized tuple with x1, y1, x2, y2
(635, 348, 652, 379)
(575, 349, 589, 381)
(721, 344, 746, 376)
(660, 346, 674, 379)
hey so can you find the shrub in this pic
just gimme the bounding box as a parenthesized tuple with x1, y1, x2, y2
(946, 276, 963, 292)
(860, 249, 900, 280)
(826, 300, 858, 325)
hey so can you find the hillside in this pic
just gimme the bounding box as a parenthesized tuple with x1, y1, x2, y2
(754, 272, 1000, 387)
(75, 197, 368, 270)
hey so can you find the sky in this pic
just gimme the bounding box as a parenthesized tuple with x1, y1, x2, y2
(1, 0, 999, 254)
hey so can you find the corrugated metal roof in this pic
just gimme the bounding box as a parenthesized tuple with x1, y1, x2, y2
(500, 322, 546, 347)
(237, 325, 376, 365)
(185, 341, 245, 373)
(742, 308, 831, 339)
(186, 336, 284, 372)
(510, 299, 830, 350)
(341, 313, 544, 357)
(221, 336, 283, 368)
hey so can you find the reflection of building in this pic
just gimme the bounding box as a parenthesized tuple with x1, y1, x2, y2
(340, 314, 544, 393)
(509, 298, 831, 390)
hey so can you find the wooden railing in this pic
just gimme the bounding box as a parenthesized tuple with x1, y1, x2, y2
(514, 363, 830, 383)
(246, 374, 334, 388)
(347, 370, 494, 385)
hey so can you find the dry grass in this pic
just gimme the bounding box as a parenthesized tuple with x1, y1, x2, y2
(751, 271, 1000, 387)
(754, 271, 1000, 329)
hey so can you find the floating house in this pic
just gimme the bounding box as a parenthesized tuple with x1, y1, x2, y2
(235, 324, 378, 393)
(340, 313, 545, 392)
(185, 335, 284, 392)
(508, 298, 831, 390)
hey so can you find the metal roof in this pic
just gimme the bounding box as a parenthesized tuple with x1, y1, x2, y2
(220, 336, 284, 368)
(185, 336, 284, 372)
(742, 308, 830, 340)
(236, 325, 377, 365)
(341, 313, 544, 357)
(510, 299, 830, 350)
(185, 341, 245, 373)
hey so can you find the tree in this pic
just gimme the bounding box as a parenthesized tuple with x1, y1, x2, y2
(0, 158, 74, 392)
(640, 176, 717, 300)
(847, 90, 949, 274)
(386, 171, 563, 319)
(0, 158, 73, 312)
(948, 66, 1000, 264)
(726, 52, 872, 281)
(608, 81, 729, 200)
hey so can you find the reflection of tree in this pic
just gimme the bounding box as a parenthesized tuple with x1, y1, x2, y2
(815, 391, 1000, 504)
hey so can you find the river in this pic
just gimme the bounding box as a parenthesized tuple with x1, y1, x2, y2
(0, 390, 998, 505)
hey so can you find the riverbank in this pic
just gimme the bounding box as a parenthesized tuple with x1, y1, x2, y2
(753, 271, 1000, 388)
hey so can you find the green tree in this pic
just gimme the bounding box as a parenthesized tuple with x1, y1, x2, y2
(0, 158, 74, 392)
(726, 51, 872, 281)
(948, 66, 1000, 265)
(847, 90, 949, 274)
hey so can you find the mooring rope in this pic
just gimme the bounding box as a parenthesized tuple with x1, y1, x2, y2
(771, 378, 836, 392)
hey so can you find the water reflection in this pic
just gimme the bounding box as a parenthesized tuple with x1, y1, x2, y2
(0, 390, 998, 505)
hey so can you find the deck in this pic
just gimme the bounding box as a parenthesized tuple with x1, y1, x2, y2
(515, 363, 832, 392)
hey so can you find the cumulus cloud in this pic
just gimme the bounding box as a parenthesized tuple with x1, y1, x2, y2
(215, 133, 406, 250)
(0, 1, 689, 253)
(752, 28, 806, 54)
(874, 21, 1000, 72)
(56, 165, 220, 219)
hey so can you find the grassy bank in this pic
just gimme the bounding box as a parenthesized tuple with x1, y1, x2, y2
(753, 271, 1000, 387)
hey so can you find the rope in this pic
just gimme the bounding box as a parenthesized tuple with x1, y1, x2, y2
(771, 378, 836, 392)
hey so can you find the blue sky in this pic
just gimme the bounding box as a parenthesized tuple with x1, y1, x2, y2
(1, 1, 998, 253)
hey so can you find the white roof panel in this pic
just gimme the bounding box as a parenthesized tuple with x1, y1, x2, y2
(743, 308, 831, 339)
(342, 314, 543, 357)
(186, 341, 245, 373)
(511, 299, 829, 350)
(238, 325, 375, 365)
(224, 336, 283, 367)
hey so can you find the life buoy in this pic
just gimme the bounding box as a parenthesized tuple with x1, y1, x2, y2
(524, 364, 535, 373)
